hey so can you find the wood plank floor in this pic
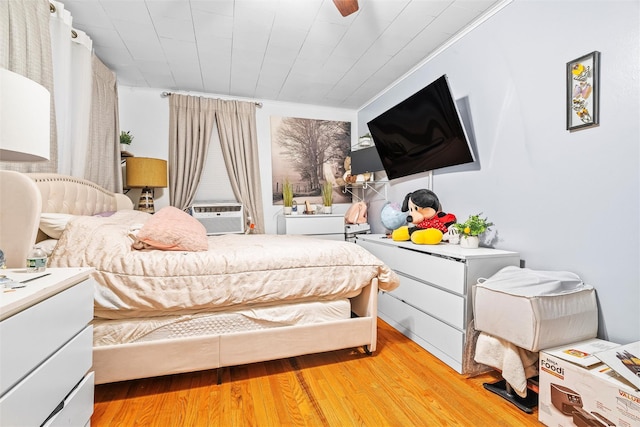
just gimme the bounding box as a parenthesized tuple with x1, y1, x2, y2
(92, 319, 542, 426)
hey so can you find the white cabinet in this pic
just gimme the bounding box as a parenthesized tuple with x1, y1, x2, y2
(0, 268, 95, 427)
(356, 234, 519, 374)
(277, 214, 346, 240)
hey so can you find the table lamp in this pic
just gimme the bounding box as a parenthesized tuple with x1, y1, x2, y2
(0, 68, 51, 267)
(125, 157, 168, 213)
(0, 68, 50, 161)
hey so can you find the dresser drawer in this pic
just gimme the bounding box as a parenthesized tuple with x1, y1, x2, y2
(359, 239, 466, 294)
(285, 215, 344, 235)
(388, 274, 466, 329)
(379, 292, 464, 369)
(357, 238, 401, 264)
(43, 371, 94, 427)
(0, 326, 93, 427)
(0, 278, 94, 395)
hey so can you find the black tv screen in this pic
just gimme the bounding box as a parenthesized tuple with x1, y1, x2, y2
(367, 75, 474, 180)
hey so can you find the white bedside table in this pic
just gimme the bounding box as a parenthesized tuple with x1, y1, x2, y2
(0, 267, 95, 427)
(277, 213, 346, 240)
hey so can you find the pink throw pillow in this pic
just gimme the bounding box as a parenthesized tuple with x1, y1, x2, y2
(134, 206, 208, 251)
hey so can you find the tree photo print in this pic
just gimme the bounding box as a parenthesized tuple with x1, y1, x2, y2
(271, 116, 351, 206)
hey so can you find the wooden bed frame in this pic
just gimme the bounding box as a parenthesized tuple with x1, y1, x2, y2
(12, 173, 379, 384)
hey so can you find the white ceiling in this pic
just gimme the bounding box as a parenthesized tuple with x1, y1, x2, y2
(60, 0, 506, 109)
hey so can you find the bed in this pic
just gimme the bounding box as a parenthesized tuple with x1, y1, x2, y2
(18, 173, 399, 385)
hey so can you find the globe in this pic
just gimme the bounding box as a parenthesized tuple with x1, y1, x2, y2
(380, 202, 407, 231)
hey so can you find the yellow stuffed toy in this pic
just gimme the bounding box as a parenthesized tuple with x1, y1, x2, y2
(392, 226, 443, 244)
(391, 226, 410, 241)
(410, 228, 444, 245)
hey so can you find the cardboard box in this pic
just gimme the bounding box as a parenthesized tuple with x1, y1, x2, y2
(595, 342, 640, 391)
(539, 339, 640, 427)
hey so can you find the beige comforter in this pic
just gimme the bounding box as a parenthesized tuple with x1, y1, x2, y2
(48, 211, 399, 319)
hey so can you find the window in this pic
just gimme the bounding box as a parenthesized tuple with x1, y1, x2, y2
(193, 131, 236, 202)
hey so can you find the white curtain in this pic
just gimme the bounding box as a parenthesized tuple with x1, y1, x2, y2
(49, 0, 93, 177)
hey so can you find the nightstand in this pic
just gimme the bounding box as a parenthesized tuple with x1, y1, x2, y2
(277, 213, 346, 240)
(0, 267, 95, 426)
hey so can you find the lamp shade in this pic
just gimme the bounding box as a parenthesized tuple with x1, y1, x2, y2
(0, 68, 50, 161)
(126, 157, 168, 188)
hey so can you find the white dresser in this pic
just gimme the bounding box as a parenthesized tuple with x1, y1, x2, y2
(356, 234, 519, 374)
(0, 267, 95, 427)
(277, 214, 346, 240)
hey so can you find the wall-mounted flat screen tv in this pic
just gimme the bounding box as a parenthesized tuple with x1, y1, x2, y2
(367, 74, 475, 180)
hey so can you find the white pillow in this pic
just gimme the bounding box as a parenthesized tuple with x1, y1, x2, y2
(36, 239, 58, 256)
(39, 213, 76, 239)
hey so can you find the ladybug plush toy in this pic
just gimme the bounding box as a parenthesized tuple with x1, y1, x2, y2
(391, 189, 456, 244)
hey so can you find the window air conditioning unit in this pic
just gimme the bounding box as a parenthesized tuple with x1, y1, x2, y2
(190, 203, 244, 235)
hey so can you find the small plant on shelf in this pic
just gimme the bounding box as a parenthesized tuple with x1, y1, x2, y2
(282, 178, 294, 207)
(120, 130, 134, 146)
(321, 181, 333, 207)
(453, 213, 493, 237)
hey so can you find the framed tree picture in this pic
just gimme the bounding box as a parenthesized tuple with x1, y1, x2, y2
(566, 51, 600, 131)
(271, 116, 352, 207)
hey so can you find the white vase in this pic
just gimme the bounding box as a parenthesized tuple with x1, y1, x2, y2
(283, 206, 292, 215)
(460, 235, 479, 249)
(322, 205, 332, 214)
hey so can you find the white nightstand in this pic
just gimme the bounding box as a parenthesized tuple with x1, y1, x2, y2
(0, 267, 95, 427)
(277, 214, 346, 240)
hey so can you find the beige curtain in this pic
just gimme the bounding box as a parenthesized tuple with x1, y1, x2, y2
(0, 0, 58, 172)
(168, 94, 216, 210)
(85, 54, 121, 192)
(215, 100, 265, 234)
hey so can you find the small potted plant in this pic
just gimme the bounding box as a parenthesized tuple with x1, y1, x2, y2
(282, 178, 294, 214)
(358, 133, 373, 147)
(120, 130, 133, 151)
(453, 213, 493, 248)
(321, 181, 333, 214)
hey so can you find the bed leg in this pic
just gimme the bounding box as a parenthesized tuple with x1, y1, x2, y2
(216, 368, 223, 385)
(363, 345, 373, 355)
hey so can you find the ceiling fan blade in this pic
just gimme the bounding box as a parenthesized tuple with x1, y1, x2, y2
(332, 0, 359, 17)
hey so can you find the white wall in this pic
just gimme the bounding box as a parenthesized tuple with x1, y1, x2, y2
(359, 0, 640, 344)
(118, 86, 357, 235)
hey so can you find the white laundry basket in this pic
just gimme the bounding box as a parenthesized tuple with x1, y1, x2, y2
(473, 266, 598, 352)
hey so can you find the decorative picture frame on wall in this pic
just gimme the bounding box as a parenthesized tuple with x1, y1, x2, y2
(270, 116, 352, 206)
(566, 51, 600, 131)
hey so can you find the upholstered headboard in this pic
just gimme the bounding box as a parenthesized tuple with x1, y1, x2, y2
(27, 173, 133, 214)
(27, 173, 133, 244)
(0, 172, 133, 267)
